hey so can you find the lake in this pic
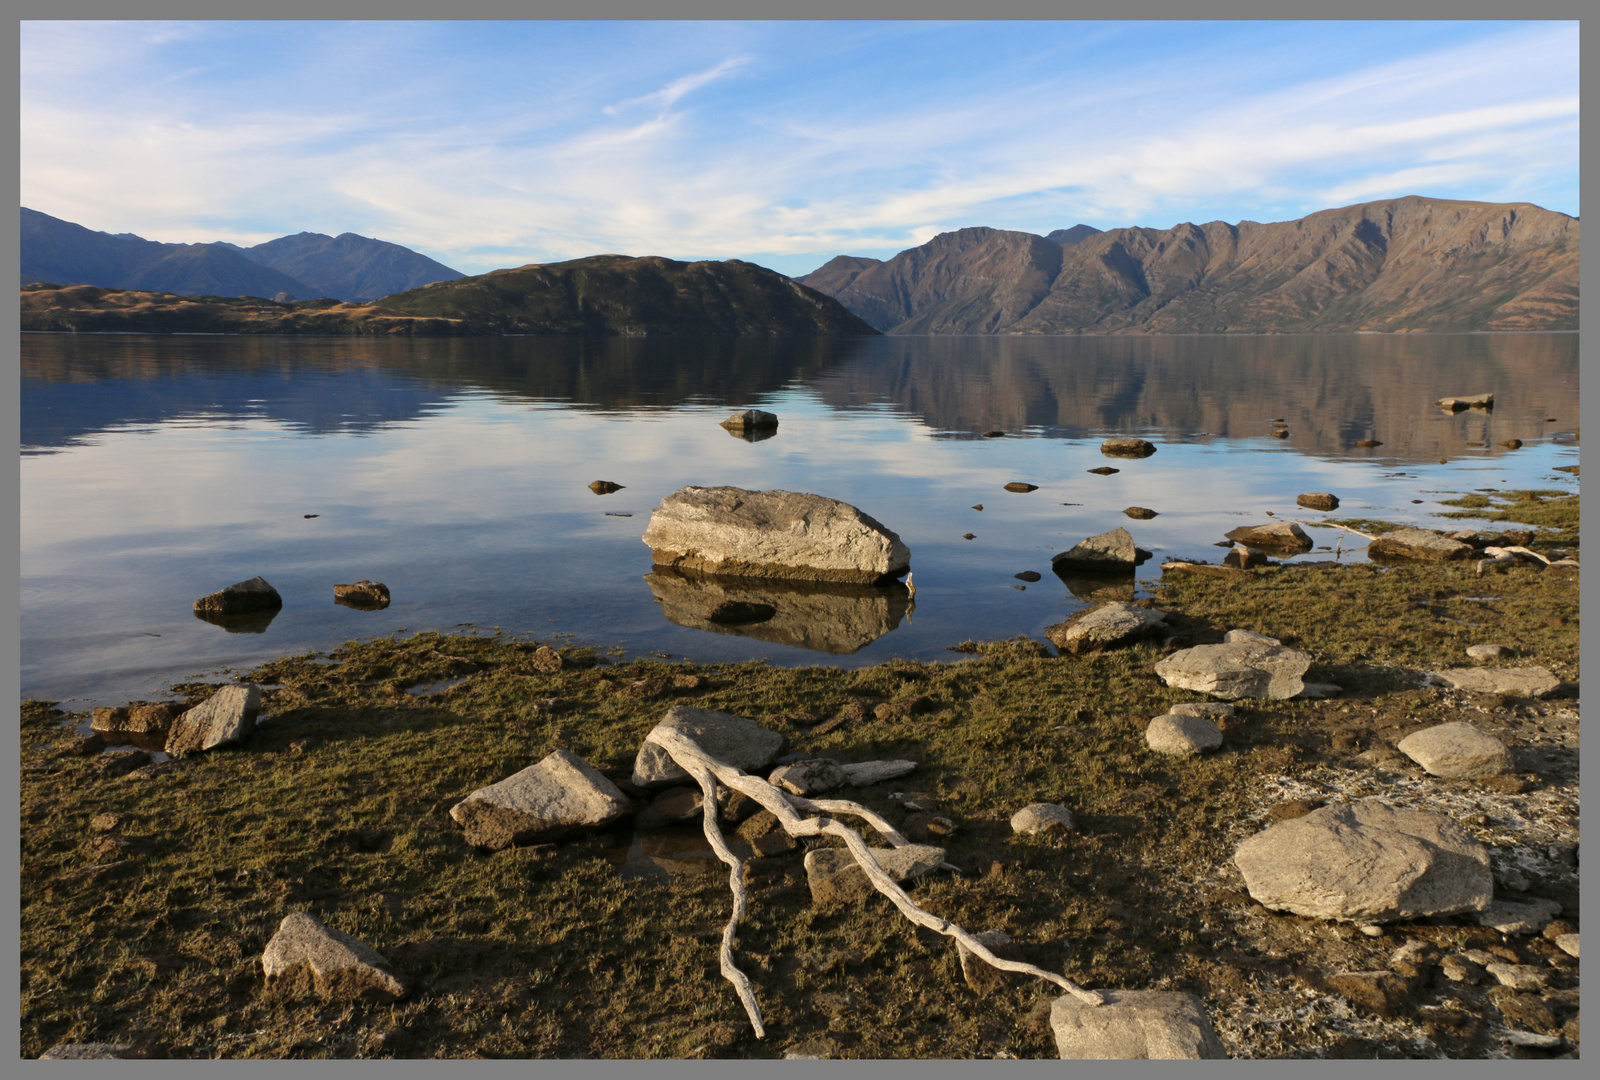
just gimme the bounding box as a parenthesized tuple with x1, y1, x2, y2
(20, 332, 1579, 708)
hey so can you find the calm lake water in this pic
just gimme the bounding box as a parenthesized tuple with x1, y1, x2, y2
(21, 332, 1579, 708)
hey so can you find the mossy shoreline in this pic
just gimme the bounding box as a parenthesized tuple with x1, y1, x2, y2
(20, 497, 1580, 1060)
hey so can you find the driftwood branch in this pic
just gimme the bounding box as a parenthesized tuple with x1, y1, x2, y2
(1291, 519, 1378, 542)
(645, 727, 1104, 1038)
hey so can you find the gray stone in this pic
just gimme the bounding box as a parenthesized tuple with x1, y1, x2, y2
(1225, 521, 1313, 551)
(1396, 721, 1513, 778)
(1431, 666, 1562, 699)
(720, 409, 779, 431)
(262, 911, 409, 1001)
(1437, 392, 1494, 411)
(1154, 636, 1312, 700)
(1476, 898, 1562, 935)
(193, 575, 282, 614)
(1100, 437, 1157, 458)
(632, 706, 784, 789)
(839, 759, 917, 786)
(1297, 493, 1340, 511)
(39, 1043, 137, 1059)
(642, 486, 909, 584)
(1051, 527, 1139, 574)
(1486, 963, 1549, 991)
(164, 684, 260, 757)
(1051, 989, 1227, 1059)
(1010, 803, 1076, 835)
(1233, 800, 1493, 923)
(803, 843, 946, 903)
(769, 758, 847, 795)
(1169, 702, 1235, 719)
(1367, 527, 1474, 562)
(1046, 602, 1167, 654)
(1145, 714, 1223, 757)
(450, 750, 631, 848)
(1553, 933, 1578, 958)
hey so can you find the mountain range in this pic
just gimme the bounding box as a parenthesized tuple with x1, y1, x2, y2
(797, 197, 1577, 334)
(20, 207, 464, 302)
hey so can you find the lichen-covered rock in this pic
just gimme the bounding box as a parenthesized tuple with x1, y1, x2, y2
(642, 486, 909, 584)
(1051, 990, 1227, 1059)
(1234, 800, 1492, 923)
(450, 750, 631, 849)
(262, 912, 410, 1002)
(164, 685, 260, 757)
(632, 706, 784, 789)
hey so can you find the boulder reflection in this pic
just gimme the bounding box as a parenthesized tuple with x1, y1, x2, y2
(193, 607, 279, 634)
(644, 567, 910, 654)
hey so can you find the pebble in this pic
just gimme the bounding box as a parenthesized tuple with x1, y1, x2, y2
(1467, 643, 1513, 661)
(1553, 933, 1578, 958)
(1486, 962, 1549, 991)
(1359, 925, 1384, 938)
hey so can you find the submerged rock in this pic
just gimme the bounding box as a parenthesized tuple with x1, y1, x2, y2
(1297, 492, 1340, 511)
(643, 486, 909, 585)
(450, 750, 631, 848)
(262, 912, 410, 1002)
(1154, 631, 1311, 700)
(1051, 990, 1227, 1059)
(193, 576, 282, 614)
(1234, 800, 1492, 923)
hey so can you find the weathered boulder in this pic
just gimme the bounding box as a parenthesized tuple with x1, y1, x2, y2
(1367, 527, 1473, 562)
(193, 576, 282, 614)
(1051, 527, 1139, 575)
(450, 750, 631, 848)
(632, 706, 784, 789)
(1466, 643, 1513, 662)
(840, 760, 917, 786)
(1153, 632, 1311, 700)
(1396, 722, 1514, 778)
(1101, 437, 1157, 458)
(1224, 522, 1312, 551)
(333, 580, 390, 609)
(262, 912, 410, 1001)
(164, 685, 259, 757)
(642, 486, 909, 584)
(1145, 714, 1223, 757)
(1430, 666, 1562, 699)
(1234, 800, 1493, 923)
(769, 758, 846, 795)
(1010, 803, 1076, 835)
(803, 843, 945, 903)
(720, 409, 779, 431)
(1438, 392, 1493, 411)
(1297, 493, 1340, 511)
(1046, 602, 1167, 654)
(1051, 990, 1227, 1059)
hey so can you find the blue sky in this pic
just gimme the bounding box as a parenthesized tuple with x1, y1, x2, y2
(20, 20, 1579, 278)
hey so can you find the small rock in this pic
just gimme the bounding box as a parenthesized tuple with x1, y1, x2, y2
(1101, 437, 1157, 458)
(1010, 803, 1076, 835)
(1169, 702, 1235, 719)
(1297, 493, 1340, 511)
(1466, 643, 1513, 662)
(1145, 714, 1222, 757)
(1223, 545, 1268, 569)
(1225, 521, 1312, 551)
(720, 409, 779, 431)
(1368, 527, 1473, 563)
(530, 646, 565, 672)
(1354, 439, 1383, 448)
(1437, 392, 1494, 411)
(1046, 602, 1168, 654)
(450, 750, 632, 849)
(769, 758, 847, 796)
(1295, 682, 1342, 699)
(1123, 507, 1157, 519)
(1431, 666, 1561, 699)
(39, 1043, 138, 1060)
(94, 748, 151, 779)
(1087, 466, 1120, 475)
(1389, 940, 1438, 967)
(89, 811, 135, 833)
(783, 1038, 836, 1059)
(1396, 721, 1513, 778)
(1360, 925, 1384, 938)
(1504, 1030, 1562, 1050)
(1004, 482, 1039, 493)
(1015, 571, 1042, 582)
(1477, 898, 1562, 935)
(588, 480, 624, 494)
(963, 533, 976, 540)
(1440, 955, 1486, 983)
(192, 576, 282, 614)
(839, 760, 917, 786)
(333, 580, 390, 608)
(165, 684, 260, 757)
(634, 786, 705, 830)
(1486, 963, 1549, 991)
(803, 844, 946, 903)
(262, 911, 410, 1002)
(1154, 635, 1311, 700)
(1050, 989, 1226, 1058)
(1500, 439, 1523, 450)
(1553, 934, 1578, 958)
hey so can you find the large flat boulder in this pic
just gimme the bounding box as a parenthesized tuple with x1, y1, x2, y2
(642, 486, 909, 584)
(1430, 666, 1562, 699)
(1367, 527, 1473, 562)
(1396, 722, 1514, 778)
(193, 576, 282, 614)
(1051, 527, 1140, 575)
(1046, 602, 1167, 654)
(164, 685, 259, 756)
(803, 843, 945, 903)
(1234, 800, 1492, 923)
(262, 912, 410, 1001)
(632, 706, 784, 789)
(1224, 522, 1312, 551)
(450, 750, 631, 848)
(1153, 632, 1311, 700)
(1051, 990, 1227, 1058)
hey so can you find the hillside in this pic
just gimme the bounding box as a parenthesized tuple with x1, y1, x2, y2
(376, 254, 878, 335)
(240, 232, 465, 301)
(800, 198, 1578, 334)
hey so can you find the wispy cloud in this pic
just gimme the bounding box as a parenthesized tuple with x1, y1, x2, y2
(602, 55, 749, 116)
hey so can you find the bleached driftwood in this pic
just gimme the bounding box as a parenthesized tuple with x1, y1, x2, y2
(646, 725, 1104, 1039)
(1292, 519, 1377, 542)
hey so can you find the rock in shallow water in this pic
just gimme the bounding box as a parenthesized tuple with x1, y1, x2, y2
(193, 575, 282, 614)
(1367, 526, 1473, 562)
(164, 684, 259, 757)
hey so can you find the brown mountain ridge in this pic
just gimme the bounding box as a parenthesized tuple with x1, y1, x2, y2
(798, 197, 1578, 334)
